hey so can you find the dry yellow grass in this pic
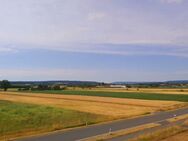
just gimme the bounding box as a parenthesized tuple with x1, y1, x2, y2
(156, 120, 188, 141)
(69, 87, 188, 95)
(129, 126, 187, 141)
(0, 92, 185, 119)
(185, 120, 188, 126)
(129, 119, 188, 141)
(161, 130, 188, 141)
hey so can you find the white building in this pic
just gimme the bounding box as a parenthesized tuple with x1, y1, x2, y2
(110, 85, 127, 88)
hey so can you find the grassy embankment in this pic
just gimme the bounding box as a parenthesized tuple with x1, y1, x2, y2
(29, 90, 188, 102)
(129, 126, 188, 141)
(0, 100, 107, 140)
(129, 120, 188, 141)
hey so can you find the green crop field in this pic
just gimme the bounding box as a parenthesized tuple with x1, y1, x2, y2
(0, 100, 107, 140)
(30, 90, 188, 102)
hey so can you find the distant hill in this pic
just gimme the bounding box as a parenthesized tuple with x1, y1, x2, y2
(11, 80, 103, 87)
(112, 80, 188, 85)
(112, 81, 161, 85)
(10, 80, 188, 88)
(165, 80, 188, 84)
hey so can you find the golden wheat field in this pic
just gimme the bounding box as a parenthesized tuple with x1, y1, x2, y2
(0, 92, 186, 119)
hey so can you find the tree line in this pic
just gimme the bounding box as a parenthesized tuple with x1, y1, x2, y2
(0, 80, 11, 91)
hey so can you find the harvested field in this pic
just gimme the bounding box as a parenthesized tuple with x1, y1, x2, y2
(28, 90, 188, 102)
(0, 92, 186, 119)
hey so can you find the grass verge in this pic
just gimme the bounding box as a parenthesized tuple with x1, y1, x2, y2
(80, 123, 160, 141)
(129, 126, 187, 141)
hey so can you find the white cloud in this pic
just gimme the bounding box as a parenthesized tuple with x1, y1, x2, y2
(0, 68, 99, 81)
(160, 0, 184, 4)
(1, 68, 187, 82)
(0, 68, 134, 82)
(0, 0, 187, 56)
(0, 46, 18, 53)
(88, 12, 106, 21)
(5, 42, 188, 58)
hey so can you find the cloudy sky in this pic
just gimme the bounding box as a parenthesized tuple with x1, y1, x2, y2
(0, 0, 188, 82)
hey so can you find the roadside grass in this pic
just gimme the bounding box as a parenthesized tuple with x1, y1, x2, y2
(0, 100, 107, 140)
(29, 90, 188, 102)
(129, 126, 187, 141)
(81, 123, 160, 141)
(161, 130, 188, 141)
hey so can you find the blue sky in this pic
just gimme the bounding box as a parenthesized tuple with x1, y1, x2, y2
(0, 0, 188, 82)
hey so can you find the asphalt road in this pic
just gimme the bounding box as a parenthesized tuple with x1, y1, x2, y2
(107, 118, 187, 141)
(17, 107, 188, 141)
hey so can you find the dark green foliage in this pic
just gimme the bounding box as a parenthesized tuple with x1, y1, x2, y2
(0, 80, 11, 91)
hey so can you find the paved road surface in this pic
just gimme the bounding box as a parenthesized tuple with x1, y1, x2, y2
(17, 107, 188, 141)
(107, 119, 187, 141)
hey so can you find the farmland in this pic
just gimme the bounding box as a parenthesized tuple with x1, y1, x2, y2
(26, 89, 188, 102)
(0, 89, 187, 140)
(0, 100, 106, 140)
(67, 87, 188, 95)
(0, 92, 186, 118)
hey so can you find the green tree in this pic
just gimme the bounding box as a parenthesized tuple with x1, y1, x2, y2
(0, 80, 11, 91)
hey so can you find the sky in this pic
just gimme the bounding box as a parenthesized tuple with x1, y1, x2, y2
(0, 0, 188, 82)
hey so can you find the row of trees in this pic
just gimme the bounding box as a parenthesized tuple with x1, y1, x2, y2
(0, 80, 11, 91)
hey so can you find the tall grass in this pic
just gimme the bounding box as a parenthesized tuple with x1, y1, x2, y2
(0, 100, 106, 139)
(129, 126, 187, 141)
